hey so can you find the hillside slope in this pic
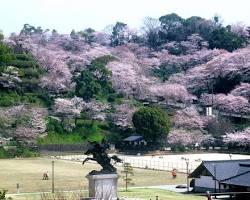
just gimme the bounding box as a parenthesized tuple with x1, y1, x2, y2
(0, 18, 250, 151)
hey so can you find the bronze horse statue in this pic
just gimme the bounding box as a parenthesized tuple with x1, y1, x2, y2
(82, 140, 122, 174)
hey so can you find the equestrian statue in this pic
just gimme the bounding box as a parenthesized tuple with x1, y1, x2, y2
(82, 140, 122, 174)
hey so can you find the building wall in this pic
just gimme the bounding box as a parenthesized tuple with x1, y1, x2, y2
(193, 176, 228, 193)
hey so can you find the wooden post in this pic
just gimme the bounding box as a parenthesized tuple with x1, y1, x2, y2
(206, 191, 212, 200)
(52, 160, 55, 193)
(16, 183, 20, 194)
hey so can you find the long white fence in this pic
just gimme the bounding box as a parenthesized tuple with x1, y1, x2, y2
(119, 156, 199, 173)
(51, 154, 200, 173)
(52, 153, 250, 173)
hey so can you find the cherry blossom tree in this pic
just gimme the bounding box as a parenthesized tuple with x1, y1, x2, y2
(83, 100, 111, 121)
(224, 128, 250, 147)
(164, 34, 209, 55)
(200, 93, 250, 114)
(15, 127, 38, 142)
(0, 105, 47, 142)
(30, 107, 47, 134)
(231, 83, 250, 101)
(167, 129, 211, 146)
(93, 32, 110, 46)
(157, 48, 224, 68)
(53, 97, 85, 119)
(152, 48, 225, 82)
(108, 60, 153, 99)
(109, 102, 137, 129)
(169, 47, 250, 94)
(173, 106, 205, 130)
(230, 23, 249, 38)
(107, 43, 223, 102)
(149, 83, 193, 104)
(108, 45, 155, 99)
(7, 32, 112, 93)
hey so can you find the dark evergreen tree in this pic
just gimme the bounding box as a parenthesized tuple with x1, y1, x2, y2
(132, 107, 171, 142)
(111, 22, 127, 46)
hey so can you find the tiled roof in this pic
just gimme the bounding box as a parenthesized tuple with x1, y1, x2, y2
(222, 171, 250, 187)
(190, 159, 250, 187)
(123, 135, 144, 142)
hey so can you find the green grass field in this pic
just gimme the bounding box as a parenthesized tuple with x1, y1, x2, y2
(0, 158, 186, 193)
(119, 188, 204, 200)
(7, 189, 205, 200)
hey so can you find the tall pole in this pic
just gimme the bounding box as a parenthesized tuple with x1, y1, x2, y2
(186, 161, 189, 193)
(211, 84, 214, 108)
(181, 157, 189, 193)
(214, 164, 216, 198)
(125, 171, 128, 192)
(52, 160, 55, 193)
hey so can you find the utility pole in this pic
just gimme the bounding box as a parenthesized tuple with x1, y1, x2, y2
(211, 83, 214, 108)
(186, 160, 189, 192)
(213, 164, 217, 198)
(205, 81, 214, 117)
(52, 160, 55, 193)
(181, 157, 189, 192)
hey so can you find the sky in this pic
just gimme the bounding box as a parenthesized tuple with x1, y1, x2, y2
(0, 0, 250, 35)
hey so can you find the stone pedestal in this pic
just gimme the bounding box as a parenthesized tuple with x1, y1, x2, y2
(86, 173, 118, 200)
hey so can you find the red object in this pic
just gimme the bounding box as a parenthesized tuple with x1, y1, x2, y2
(172, 169, 177, 178)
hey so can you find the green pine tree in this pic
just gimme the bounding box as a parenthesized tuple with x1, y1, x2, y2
(121, 163, 134, 191)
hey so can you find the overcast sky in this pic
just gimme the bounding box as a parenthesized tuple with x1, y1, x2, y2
(1, 0, 250, 35)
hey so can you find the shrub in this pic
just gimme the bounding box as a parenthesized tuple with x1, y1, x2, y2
(47, 117, 65, 134)
(0, 43, 12, 66)
(14, 53, 34, 61)
(132, 106, 171, 142)
(37, 132, 84, 144)
(0, 91, 20, 106)
(0, 91, 45, 107)
(8, 60, 37, 68)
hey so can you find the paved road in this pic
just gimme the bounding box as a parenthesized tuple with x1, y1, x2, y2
(148, 184, 190, 193)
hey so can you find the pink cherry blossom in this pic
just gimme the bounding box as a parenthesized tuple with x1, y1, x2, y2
(231, 83, 250, 101)
(173, 106, 205, 130)
(167, 129, 211, 146)
(224, 128, 250, 147)
(149, 83, 193, 104)
(54, 97, 85, 118)
(200, 93, 250, 114)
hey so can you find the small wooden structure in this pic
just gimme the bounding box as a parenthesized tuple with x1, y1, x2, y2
(123, 135, 147, 146)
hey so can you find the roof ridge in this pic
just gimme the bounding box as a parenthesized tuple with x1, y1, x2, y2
(221, 171, 250, 182)
(203, 159, 250, 163)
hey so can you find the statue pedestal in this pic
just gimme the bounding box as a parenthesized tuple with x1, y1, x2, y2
(86, 173, 118, 200)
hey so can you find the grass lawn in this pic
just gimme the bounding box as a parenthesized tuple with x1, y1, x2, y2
(119, 188, 205, 200)
(0, 158, 186, 193)
(7, 189, 205, 200)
